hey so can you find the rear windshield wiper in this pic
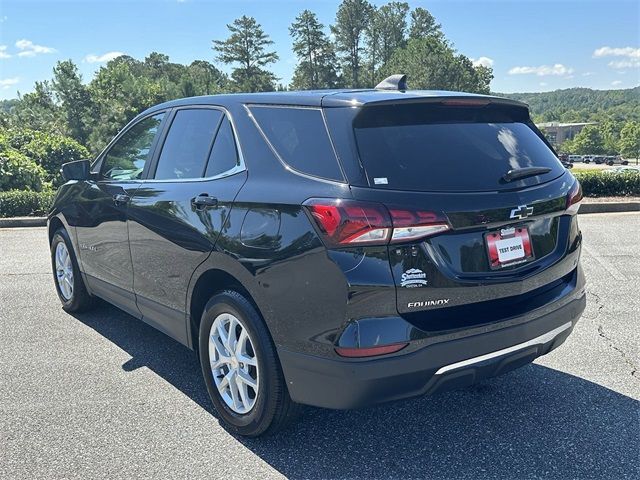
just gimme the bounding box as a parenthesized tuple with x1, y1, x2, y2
(502, 167, 552, 183)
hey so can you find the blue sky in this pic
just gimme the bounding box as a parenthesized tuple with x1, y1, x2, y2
(0, 0, 638, 100)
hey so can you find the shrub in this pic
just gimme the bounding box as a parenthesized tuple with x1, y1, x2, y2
(0, 150, 50, 191)
(22, 131, 90, 185)
(0, 127, 90, 187)
(574, 171, 640, 197)
(0, 190, 56, 217)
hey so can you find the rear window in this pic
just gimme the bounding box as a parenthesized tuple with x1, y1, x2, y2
(249, 106, 344, 182)
(352, 103, 563, 192)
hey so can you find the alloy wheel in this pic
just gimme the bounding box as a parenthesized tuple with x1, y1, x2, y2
(55, 242, 74, 301)
(208, 313, 259, 414)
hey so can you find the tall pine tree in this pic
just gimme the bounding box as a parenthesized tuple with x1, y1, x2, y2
(213, 16, 279, 92)
(289, 10, 339, 90)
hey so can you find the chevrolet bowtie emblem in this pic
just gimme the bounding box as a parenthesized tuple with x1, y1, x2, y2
(509, 205, 534, 220)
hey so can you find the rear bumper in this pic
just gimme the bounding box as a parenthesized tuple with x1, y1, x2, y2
(278, 290, 586, 409)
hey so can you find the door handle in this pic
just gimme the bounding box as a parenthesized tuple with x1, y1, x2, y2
(192, 194, 218, 209)
(113, 193, 130, 205)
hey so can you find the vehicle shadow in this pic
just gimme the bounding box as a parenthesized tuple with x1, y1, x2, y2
(73, 302, 639, 480)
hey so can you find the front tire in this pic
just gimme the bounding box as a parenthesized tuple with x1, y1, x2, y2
(50, 228, 94, 313)
(199, 290, 300, 437)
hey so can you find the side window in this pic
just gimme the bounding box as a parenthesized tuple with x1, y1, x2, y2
(101, 113, 164, 181)
(204, 115, 240, 177)
(249, 106, 344, 181)
(154, 109, 223, 180)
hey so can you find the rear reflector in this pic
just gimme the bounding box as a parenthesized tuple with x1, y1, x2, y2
(566, 179, 583, 215)
(304, 199, 450, 247)
(335, 342, 408, 358)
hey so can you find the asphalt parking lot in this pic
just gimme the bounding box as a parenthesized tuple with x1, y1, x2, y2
(0, 213, 638, 480)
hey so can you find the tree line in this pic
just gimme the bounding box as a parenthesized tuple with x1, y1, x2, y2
(0, 1, 492, 155)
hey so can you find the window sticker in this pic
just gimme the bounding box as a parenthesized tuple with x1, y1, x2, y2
(374, 177, 388, 185)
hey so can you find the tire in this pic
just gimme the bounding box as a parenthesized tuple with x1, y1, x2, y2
(608, 161, 614, 166)
(50, 228, 95, 313)
(622, 161, 629, 165)
(199, 290, 300, 437)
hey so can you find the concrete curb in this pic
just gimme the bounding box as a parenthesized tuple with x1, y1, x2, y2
(0, 202, 638, 228)
(579, 202, 640, 214)
(0, 217, 47, 228)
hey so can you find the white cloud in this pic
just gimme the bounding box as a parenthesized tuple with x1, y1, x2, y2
(15, 39, 56, 57)
(593, 46, 640, 59)
(608, 59, 640, 69)
(611, 80, 623, 86)
(539, 82, 548, 87)
(84, 51, 125, 63)
(0, 77, 19, 89)
(582, 71, 595, 77)
(508, 63, 573, 76)
(471, 56, 494, 68)
(0, 45, 10, 59)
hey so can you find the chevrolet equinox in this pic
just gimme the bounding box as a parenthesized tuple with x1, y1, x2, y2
(49, 76, 586, 436)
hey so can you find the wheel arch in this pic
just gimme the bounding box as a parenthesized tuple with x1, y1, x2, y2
(187, 258, 265, 352)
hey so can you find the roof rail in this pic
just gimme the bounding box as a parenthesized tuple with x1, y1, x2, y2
(375, 74, 408, 91)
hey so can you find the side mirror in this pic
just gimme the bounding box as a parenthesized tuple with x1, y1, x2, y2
(61, 159, 92, 181)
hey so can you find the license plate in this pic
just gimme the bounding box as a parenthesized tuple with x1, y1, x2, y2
(485, 226, 534, 269)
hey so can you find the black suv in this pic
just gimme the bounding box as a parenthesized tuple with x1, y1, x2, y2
(49, 79, 586, 436)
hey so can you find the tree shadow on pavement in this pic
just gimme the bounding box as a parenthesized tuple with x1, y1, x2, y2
(73, 302, 639, 480)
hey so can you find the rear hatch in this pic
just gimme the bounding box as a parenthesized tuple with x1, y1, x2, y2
(323, 97, 582, 333)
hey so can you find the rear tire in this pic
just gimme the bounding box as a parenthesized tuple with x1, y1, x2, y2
(199, 290, 300, 437)
(50, 228, 95, 313)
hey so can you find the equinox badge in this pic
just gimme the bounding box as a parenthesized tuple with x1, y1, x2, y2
(509, 204, 534, 220)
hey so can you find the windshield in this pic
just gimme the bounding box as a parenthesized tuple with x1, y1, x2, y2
(352, 104, 564, 192)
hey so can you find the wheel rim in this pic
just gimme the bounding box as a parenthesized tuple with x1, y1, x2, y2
(55, 242, 74, 301)
(208, 313, 259, 414)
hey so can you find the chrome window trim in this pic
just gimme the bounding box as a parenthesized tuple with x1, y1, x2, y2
(244, 104, 348, 186)
(140, 104, 247, 183)
(434, 321, 572, 376)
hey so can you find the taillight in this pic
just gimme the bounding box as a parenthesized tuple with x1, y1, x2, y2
(304, 199, 450, 247)
(304, 199, 392, 247)
(566, 179, 583, 215)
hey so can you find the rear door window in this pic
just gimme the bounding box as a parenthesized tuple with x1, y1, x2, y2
(351, 103, 564, 192)
(154, 108, 223, 180)
(249, 106, 344, 182)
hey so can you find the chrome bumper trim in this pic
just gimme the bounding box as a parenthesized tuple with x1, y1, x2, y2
(435, 321, 572, 375)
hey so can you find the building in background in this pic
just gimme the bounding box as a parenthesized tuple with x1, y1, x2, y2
(537, 122, 596, 148)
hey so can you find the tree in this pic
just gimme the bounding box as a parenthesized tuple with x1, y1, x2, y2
(51, 60, 93, 145)
(184, 60, 227, 96)
(569, 125, 606, 154)
(289, 10, 339, 90)
(12, 81, 60, 134)
(618, 121, 640, 161)
(331, 0, 374, 88)
(213, 16, 279, 92)
(409, 7, 444, 41)
(379, 37, 492, 93)
(375, 2, 409, 66)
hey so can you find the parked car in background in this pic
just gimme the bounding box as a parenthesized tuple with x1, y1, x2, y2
(593, 156, 606, 164)
(604, 155, 628, 166)
(583, 156, 593, 163)
(568, 155, 581, 163)
(47, 80, 586, 436)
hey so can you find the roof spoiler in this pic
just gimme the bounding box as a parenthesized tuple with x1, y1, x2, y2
(375, 74, 408, 91)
